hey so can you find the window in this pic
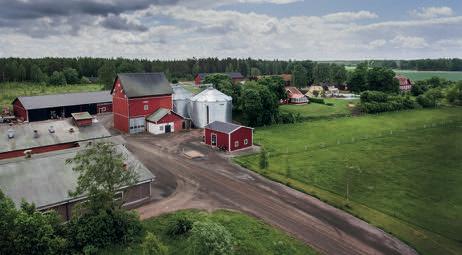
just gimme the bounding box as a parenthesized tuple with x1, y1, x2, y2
(114, 191, 123, 202)
(244, 139, 248, 145)
(234, 141, 239, 147)
(144, 105, 149, 111)
(159, 125, 163, 131)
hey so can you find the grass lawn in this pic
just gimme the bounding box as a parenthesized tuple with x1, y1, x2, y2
(235, 107, 462, 255)
(280, 98, 358, 120)
(0, 82, 105, 110)
(100, 210, 318, 255)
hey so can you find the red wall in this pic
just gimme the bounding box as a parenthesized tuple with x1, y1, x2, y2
(13, 99, 28, 121)
(158, 112, 183, 131)
(97, 103, 112, 113)
(112, 78, 129, 132)
(204, 129, 230, 150)
(0, 142, 79, 160)
(74, 119, 92, 127)
(230, 127, 253, 151)
(194, 75, 202, 85)
(128, 95, 172, 118)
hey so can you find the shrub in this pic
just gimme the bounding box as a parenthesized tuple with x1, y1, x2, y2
(142, 232, 168, 255)
(360, 91, 416, 113)
(360, 91, 388, 103)
(166, 217, 194, 238)
(309, 97, 325, 104)
(188, 221, 234, 255)
(325, 102, 334, 106)
(49, 71, 67, 86)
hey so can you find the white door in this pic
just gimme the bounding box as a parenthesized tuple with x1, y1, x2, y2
(129, 117, 145, 134)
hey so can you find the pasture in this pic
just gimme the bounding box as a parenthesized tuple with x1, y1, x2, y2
(394, 70, 462, 81)
(235, 107, 462, 255)
(101, 210, 318, 255)
(0, 82, 105, 110)
(280, 98, 358, 120)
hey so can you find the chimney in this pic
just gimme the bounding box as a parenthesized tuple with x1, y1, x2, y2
(33, 130, 39, 138)
(7, 128, 15, 139)
(48, 125, 55, 133)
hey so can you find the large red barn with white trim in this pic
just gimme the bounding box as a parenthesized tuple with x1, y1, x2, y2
(204, 121, 253, 152)
(111, 73, 183, 134)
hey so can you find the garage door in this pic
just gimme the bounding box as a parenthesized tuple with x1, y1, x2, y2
(129, 117, 145, 134)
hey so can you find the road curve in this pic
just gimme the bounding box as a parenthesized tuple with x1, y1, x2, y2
(126, 133, 418, 255)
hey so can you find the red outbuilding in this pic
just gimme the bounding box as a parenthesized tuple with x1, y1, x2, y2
(395, 75, 413, 92)
(111, 73, 180, 134)
(204, 121, 253, 152)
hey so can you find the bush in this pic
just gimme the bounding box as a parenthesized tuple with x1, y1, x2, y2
(166, 217, 193, 238)
(325, 102, 334, 106)
(416, 95, 434, 108)
(49, 71, 67, 86)
(309, 97, 325, 104)
(360, 91, 416, 113)
(188, 221, 234, 255)
(142, 232, 168, 255)
(80, 76, 91, 84)
(67, 209, 143, 252)
(360, 91, 388, 103)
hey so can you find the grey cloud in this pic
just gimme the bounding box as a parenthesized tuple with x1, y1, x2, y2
(101, 14, 148, 32)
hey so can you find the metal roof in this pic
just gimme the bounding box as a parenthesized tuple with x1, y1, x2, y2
(190, 87, 232, 102)
(71, 112, 92, 120)
(146, 108, 170, 123)
(172, 85, 193, 100)
(116, 73, 173, 98)
(205, 121, 243, 134)
(14, 91, 111, 110)
(0, 118, 111, 154)
(0, 144, 154, 209)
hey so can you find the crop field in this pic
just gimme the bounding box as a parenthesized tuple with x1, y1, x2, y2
(280, 98, 358, 120)
(101, 210, 318, 255)
(0, 82, 105, 110)
(394, 70, 462, 81)
(235, 107, 462, 255)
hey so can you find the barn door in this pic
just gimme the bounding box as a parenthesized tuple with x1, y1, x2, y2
(211, 134, 217, 146)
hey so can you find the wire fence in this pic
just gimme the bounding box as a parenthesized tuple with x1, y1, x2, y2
(257, 118, 462, 158)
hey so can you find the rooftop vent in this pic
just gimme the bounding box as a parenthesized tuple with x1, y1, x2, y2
(48, 126, 55, 133)
(24, 150, 32, 159)
(7, 129, 15, 139)
(69, 127, 74, 133)
(33, 130, 39, 138)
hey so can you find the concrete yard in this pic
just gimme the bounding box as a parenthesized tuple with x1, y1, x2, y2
(124, 129, 418, 255)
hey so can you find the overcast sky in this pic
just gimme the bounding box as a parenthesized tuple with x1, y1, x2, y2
(0, 0, 461, 60)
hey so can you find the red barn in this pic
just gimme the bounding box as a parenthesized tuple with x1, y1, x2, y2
(285, 86, 308, 104)
(111, 73, 178, 133)
(204, 121, 253, 152)
(395, 75, 413, 92)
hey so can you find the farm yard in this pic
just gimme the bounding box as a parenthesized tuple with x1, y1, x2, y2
(0, 82, 104, 110)
(280, 98, 358, 120)
(101, 210, 318, 255)
(235, 107, 462, 255)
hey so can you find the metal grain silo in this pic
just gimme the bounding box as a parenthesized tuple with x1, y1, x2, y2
(172, 85, 193, 118)
(188, 87, 232, 128)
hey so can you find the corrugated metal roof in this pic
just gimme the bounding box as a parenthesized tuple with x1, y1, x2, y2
(286, 87, 305, 99)
(15, 91, 111, 110)
(71, 112, 92, 120)
(0, 144, 154, 209)
(190, 87, 232, 102)
(116, 73, 173, 98)
(0, 118, 111, 154)
(205, 121, 242, 134)
(145, 108, 170, 123)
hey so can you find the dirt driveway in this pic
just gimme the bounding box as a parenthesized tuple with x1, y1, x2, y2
(124, 130, 418, 255)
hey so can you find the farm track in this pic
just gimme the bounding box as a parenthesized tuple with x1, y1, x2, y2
(126, 130, 418, 255)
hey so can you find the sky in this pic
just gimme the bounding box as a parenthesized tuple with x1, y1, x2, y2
(0, 0, 461, 60)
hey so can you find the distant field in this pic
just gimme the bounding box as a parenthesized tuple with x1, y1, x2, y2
(235, 108, 462, 255)
(101, 210, 318, 255)
(0, 82, 105, 110)
(394, 70, 462, 81)
(280, 98, 358, 120)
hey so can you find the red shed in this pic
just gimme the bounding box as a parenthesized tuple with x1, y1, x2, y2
(204, 121, 253, 152)
(71, 112, 93, 127)
(146, 108, 184, 135)
(111, 73, 175, 133)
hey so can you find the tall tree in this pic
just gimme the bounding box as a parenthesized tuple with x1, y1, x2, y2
(98, 63, 116, 89)
(347, 63, 368, 93)
(62, 67, 80, 84)
(292, 64, 307, 88)
(367, 67, 399, 93)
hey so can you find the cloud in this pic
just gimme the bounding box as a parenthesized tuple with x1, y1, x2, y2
(390, 35, 428, 49)
(323, 11, 378, 22)
(410, 6, 454, 19)
(100, 14, 148, 31)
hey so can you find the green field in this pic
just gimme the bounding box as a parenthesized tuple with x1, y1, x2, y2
(235, 108, 462, 255)
(394, 70, 462, 81)
(280, 99, 358, 120)
(101, 210, 318, 255)
(0, 82, 105, 110)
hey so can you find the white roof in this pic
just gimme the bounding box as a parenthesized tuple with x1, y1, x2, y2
(190, 87, 232, 102)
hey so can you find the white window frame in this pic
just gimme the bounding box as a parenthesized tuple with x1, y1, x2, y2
(234, 140, 239, 147)
(244, 139, 248, 145)
(211, 133, 217, 146)
(144, 104, 149, 111)
(114, 191, 123, 202)
(159, 125, 164, 131)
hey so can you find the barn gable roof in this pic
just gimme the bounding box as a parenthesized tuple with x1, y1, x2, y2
(13, 91, 111, 110)
(286, 86, 305, 99)
(113, 73, 173, 98)
(205, 121, 251, 134)
(146, 108, 184, 123)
